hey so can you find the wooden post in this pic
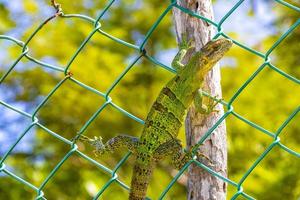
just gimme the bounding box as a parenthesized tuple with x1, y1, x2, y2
(172, 1, 227, 199)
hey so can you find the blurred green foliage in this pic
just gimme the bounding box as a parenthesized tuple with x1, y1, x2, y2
(0, 0, 299, 199)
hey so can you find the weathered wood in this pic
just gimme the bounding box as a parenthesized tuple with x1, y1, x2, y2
(172, 0, 227, 199)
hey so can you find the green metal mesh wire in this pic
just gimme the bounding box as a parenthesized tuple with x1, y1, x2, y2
(0, 0, 299, 199)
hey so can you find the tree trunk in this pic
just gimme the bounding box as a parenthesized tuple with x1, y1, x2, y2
(172, 1, 227, 200)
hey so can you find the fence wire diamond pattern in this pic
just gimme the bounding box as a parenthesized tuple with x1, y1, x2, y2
(0, 0, 299, 199)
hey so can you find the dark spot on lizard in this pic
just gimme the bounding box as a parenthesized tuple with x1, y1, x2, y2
(168, 111, 181, 125)
(146, 120, 153, 128)
(174, 75, 180, 83)
(153, 101, 167, 112)
(162, 87, 177, 101)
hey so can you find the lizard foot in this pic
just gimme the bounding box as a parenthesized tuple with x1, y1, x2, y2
(179, 33, 194, 50)
(205, 95, 223, 114)
(79, 135, 105, 156)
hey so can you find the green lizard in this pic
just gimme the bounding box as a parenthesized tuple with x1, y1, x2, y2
(80, 38, 232, 200)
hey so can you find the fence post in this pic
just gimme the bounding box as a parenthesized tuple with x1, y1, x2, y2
(172, 1, 227, 199)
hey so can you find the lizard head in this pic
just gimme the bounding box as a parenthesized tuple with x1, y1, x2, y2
(201, 38, 232, 61)
(196, 38, 233, 76)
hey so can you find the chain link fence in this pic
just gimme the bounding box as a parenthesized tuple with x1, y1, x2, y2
(0, 0, 299, 199)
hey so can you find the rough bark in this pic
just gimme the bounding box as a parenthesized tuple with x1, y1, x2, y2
(172, 1, 227, 200)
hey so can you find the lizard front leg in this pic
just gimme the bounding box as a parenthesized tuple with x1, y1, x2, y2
(80, 135, 139, 156)
(194, 89, 222, 115)
(171, 36, 193, 71)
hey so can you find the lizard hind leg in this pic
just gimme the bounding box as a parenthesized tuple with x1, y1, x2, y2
(153, 139, 212, 170)
(79, 134, 139, 156)
(153, 139, 192, 170)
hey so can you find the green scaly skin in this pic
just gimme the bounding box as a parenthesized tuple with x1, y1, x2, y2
(80, 38, 232, 200)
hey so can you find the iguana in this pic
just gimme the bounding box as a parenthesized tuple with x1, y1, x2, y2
(79, 38, 232, 200)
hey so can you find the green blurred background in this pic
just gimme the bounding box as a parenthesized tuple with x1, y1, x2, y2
(0, 0, 299, 199)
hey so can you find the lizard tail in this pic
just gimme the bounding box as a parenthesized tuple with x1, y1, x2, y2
(129, 162, 154, 200)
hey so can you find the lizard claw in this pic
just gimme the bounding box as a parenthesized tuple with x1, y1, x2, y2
(206, 96, 223, 114)
(80, 135, 106, 155)
(179, 33, 194, 50)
